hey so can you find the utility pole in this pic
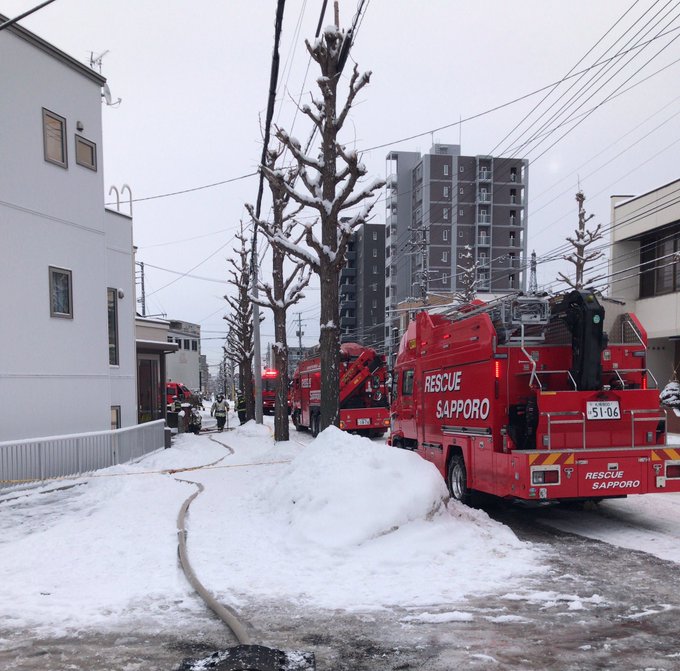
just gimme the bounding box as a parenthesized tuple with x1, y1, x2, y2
(297, 312, 303, 356)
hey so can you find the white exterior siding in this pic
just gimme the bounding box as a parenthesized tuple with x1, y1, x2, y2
(0, 22, 136, 440)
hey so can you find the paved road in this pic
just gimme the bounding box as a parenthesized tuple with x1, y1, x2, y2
(4, 498, 678, 671)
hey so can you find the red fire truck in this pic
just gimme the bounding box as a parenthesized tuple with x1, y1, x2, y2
(261, 368, 278, 414)
(390, 290, 680, 504)
(290, 342, 391, 437)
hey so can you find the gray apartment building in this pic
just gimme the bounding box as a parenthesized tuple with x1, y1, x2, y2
(384, 143, 528, 350)
(339, 222, 386, 351)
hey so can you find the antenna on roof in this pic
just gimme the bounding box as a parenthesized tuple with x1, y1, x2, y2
(89, 49, 109, 73)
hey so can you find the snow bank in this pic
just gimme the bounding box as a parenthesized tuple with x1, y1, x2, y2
(265, 426, 446, 548)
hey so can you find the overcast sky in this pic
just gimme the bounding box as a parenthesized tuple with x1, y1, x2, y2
(6, 0, 680, 369)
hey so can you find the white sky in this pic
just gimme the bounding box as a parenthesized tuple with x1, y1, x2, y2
(5, 0, 680, 369)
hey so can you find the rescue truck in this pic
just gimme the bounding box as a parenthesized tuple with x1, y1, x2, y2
(261, 368, 278, 415)
(290, 342, 391, 437)
(390, 290, 680, 504)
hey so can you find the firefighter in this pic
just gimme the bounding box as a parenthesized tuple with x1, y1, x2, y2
(236, 390, 246, 425)
(211, 394, 228, 432)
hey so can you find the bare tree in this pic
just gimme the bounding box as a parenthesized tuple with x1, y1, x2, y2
(224, 224, 255, 422)
(246, 146, 311, 441)
(261, 26, 384, 431)
(557, 190, 603, 291)
(453, 245, 482, 306)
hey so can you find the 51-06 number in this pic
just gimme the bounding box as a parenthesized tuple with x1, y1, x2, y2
(586, 401, 621, 420)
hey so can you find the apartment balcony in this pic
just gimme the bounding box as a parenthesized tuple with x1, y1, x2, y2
(340, 283, 354, 295)
(386, 173, 398, 190)
(346, 250, 356, 261)
(341, 299, 357, 310)
(340, 316, 356, 328)
(478, 235, 491, 246)
(477, 214, 491, 224)
(478, 170, 492, 181)
(478, 193, 491, 203)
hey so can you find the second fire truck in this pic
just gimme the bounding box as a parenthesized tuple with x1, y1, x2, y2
(290, 342, 390, 437)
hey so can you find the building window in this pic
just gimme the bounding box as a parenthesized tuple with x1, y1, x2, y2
(43, 108, 67, 167)
(444, 186, 449, 198)
(75, 136, 97, 171)
(49, 266, 73, 318)
(459, 187, 464, 195)
(372, 299, 378, 309)
(443, 229, 448, 242)
(510, 188, 517, 204)
(184, 339, 190, 350)
(510, 167, 517, 182)
(459, 165, 464, 172)
(442, 251, 448, 262)
(373, 248, 378, 257)
(175, 338, 182, 347)
(107, 288, 119, 365)
(111, 406, 121, 430)
(459, 209, 464, 216)
(167, 336, 173, 342)
(372, 231, 378, 241)
(444, 164, 449, 176)
(443, 208, 449, 220)
(372, 265, 378, 274)
(509, 274, 516, 289)
(510, 231, 516, 246)
(459, 230, 464, 237)
(192, 340, 198, 351)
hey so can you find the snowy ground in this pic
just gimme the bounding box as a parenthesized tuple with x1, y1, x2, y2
(1, 408, 680, 668)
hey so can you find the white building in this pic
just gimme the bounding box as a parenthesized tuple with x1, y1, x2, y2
(609, 179, 680, 388)
(166, 320, 201, 391)
(0, 18, 137, 440)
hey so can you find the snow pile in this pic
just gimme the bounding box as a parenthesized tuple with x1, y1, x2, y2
(264, 427, 446, 548)
(193, 427, 545, 610)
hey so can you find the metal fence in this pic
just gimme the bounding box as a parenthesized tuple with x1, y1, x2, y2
(0, 420, 166, 489)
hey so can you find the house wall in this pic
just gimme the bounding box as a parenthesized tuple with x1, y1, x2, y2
(0, 24, 135, 440)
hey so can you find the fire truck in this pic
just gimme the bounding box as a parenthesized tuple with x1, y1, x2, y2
(390, 290, 680, 504)
(290, 342, 391, 437)
(261, 368, 278, 414)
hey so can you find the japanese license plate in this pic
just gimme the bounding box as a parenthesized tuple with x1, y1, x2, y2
(357, 418, 371, 426)
(586, 401, 621, 420)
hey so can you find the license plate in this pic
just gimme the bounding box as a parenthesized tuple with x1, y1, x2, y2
(586, 401, 621, 420)
(357, 418, 371, 426)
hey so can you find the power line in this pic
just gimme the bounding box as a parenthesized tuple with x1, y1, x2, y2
(0, 0, 57, 31)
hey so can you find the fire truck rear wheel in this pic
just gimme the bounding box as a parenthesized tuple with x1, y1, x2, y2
(447, 454, 471, 505)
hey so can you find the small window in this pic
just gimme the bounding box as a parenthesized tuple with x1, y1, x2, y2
(442, 251, 448, 262)
(184, 339, 190, 350)
(459, 187, 464, 195)
(402, 369, 414, 396)
(111, 406, 121, 430)
(443, 229, 449, 242)
(444, 186, 449, 198)
(372, 231, 378, 241)
(167, 336, 173, 343)
(49, 266, 73, 318)
(459, 230, 464, 237)
(192, 340, 198, 351)
(75, 136, 97, 171)
(107, 288, 119, 365)
(175, 338, 182, 347)
(373, 265, 378, 274)
(43, 109, 67, 167)
(372, 299, 378, 309)
(510, 167, 517, 182)
(459, 165, 464, 172)
(373, 248, 378, 258)
(443, 165, 449, 176)
(443, 208, 449, 220)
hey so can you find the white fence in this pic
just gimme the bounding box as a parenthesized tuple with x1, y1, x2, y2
(0, 420, 166, 489)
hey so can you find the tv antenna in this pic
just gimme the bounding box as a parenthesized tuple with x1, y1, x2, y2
(89, 50, 109, 72)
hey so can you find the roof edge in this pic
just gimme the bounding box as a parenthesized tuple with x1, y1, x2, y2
(1, 13, 106, 85)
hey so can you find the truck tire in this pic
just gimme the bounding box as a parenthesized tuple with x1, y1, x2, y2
(292, 411, 305, 432)
(447, 454, 471, 505)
